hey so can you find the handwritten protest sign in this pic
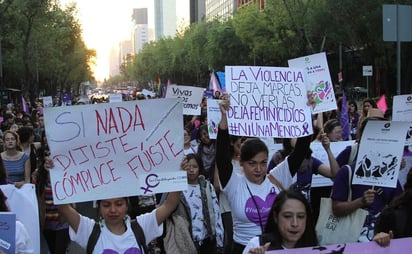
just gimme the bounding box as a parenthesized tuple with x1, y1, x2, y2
(268, 237, 412, 253)
(288, 52, 336, 114)
(353, 120, 409, 188)
(0, 212, 15, 254)
(206, 99, 222, 139)
(44, 99, 187, 204)
(165, 85, 204, 115)
(225, 66, 313, 138)
(392, 94, 412, 145)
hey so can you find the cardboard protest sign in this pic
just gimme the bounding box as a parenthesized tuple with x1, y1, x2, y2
(0, 184, 39, 254)
(353, 121, 409, 188)
(0, 212, 15, 254)
(288, 52, 336, 114)
(392, 94, 412, 145)
(267, 237, 412, 253)
(165, 85, 204, 115)
(225, 66, 313, 138)
(206, 99, 222, 139)
(44, 99, 187, 204)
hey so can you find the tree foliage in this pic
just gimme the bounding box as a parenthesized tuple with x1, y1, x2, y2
(0, 0, 95, 103)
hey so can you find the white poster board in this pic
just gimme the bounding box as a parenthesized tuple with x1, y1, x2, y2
(392, 94, 412, 145)
(44, 99, 187, 204)
(206, 99, 222, 139)
(225, 66, 313, 138)
(0, 184, 39, 254)
(165, 85, 204, 115)
(288, 52, 337, 114)
(353, 121, 409, 187)
(42, 96, 53, 107)
(310, 140, 355, 187)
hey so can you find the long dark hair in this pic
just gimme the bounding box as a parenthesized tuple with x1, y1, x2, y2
(0, 189, 10, 212)
(35, 130, 50, 196)
(240, 138, 268, 161)
(0, 156, 8, 184)
(263, 190, 318, 248)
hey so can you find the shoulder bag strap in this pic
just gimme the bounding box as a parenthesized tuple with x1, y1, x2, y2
(131, 219, 148, 254)
(346, 165, 353, 202)
(86, 222, 101, 254)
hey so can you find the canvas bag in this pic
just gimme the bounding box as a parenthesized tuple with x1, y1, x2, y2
(315, 165, 368, 245)
(162, 213, 197, 254)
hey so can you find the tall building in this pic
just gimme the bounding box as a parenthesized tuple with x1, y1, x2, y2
(109, 46, 119, 77)
(204, 0, 237, 21)
(119, 40, 132, 69)
(190, 0, 206, 23)
(237, 0, 265, 10)
(154, 0, 177, 40)
(132, 8, 149, 54)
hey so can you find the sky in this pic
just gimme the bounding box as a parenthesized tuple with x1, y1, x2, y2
(59, 0, 190, 82)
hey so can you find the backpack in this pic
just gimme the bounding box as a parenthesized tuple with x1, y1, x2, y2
(86, 219, 148, 254)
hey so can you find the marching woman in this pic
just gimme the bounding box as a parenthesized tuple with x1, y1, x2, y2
(216, 93, 313, 253)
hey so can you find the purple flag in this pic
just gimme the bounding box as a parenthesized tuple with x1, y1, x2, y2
(340, 91, 350, 140)
(21, 96, 29, 114)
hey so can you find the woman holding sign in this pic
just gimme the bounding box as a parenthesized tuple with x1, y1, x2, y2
(45, 157, 182, 254)
(216, 93, 313, 253)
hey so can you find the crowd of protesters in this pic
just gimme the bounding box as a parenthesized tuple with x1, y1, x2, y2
(0, 91, 411, 254)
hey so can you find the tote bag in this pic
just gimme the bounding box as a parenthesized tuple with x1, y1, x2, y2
(315, 165, 368, 245)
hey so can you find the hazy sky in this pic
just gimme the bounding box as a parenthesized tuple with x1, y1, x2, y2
(60, 0, 189, 81)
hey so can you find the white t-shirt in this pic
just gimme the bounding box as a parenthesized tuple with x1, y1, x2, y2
(222, 158, 292, 246)
(69, 209, 162, 254)
(219, 159, 242, 213)
(16, 220, 34, 254)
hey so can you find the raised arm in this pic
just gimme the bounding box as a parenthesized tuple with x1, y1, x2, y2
(320, 134, 340, 178)
(286, 134, 312, 177)
(215, 94, 234, 188)
(155, 191, 181, 225)
(57, 204, 81, 232)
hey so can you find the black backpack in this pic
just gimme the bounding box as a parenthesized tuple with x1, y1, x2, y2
(86, 219, 148, 254)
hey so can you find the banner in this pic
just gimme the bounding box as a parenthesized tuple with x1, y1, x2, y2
(268, 237, 412, 253)
(225, 66, 313, 138)
(0, 184, 39, 254)
(44, 99, 187, 204)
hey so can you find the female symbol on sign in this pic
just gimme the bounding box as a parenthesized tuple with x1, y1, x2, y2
(140, 173, 160, 194)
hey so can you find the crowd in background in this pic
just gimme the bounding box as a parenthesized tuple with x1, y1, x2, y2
(0, 91, 411, 253)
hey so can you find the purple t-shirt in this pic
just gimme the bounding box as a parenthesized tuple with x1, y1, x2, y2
(331, 165, 403, 227)
(290, 157, 323, 201)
